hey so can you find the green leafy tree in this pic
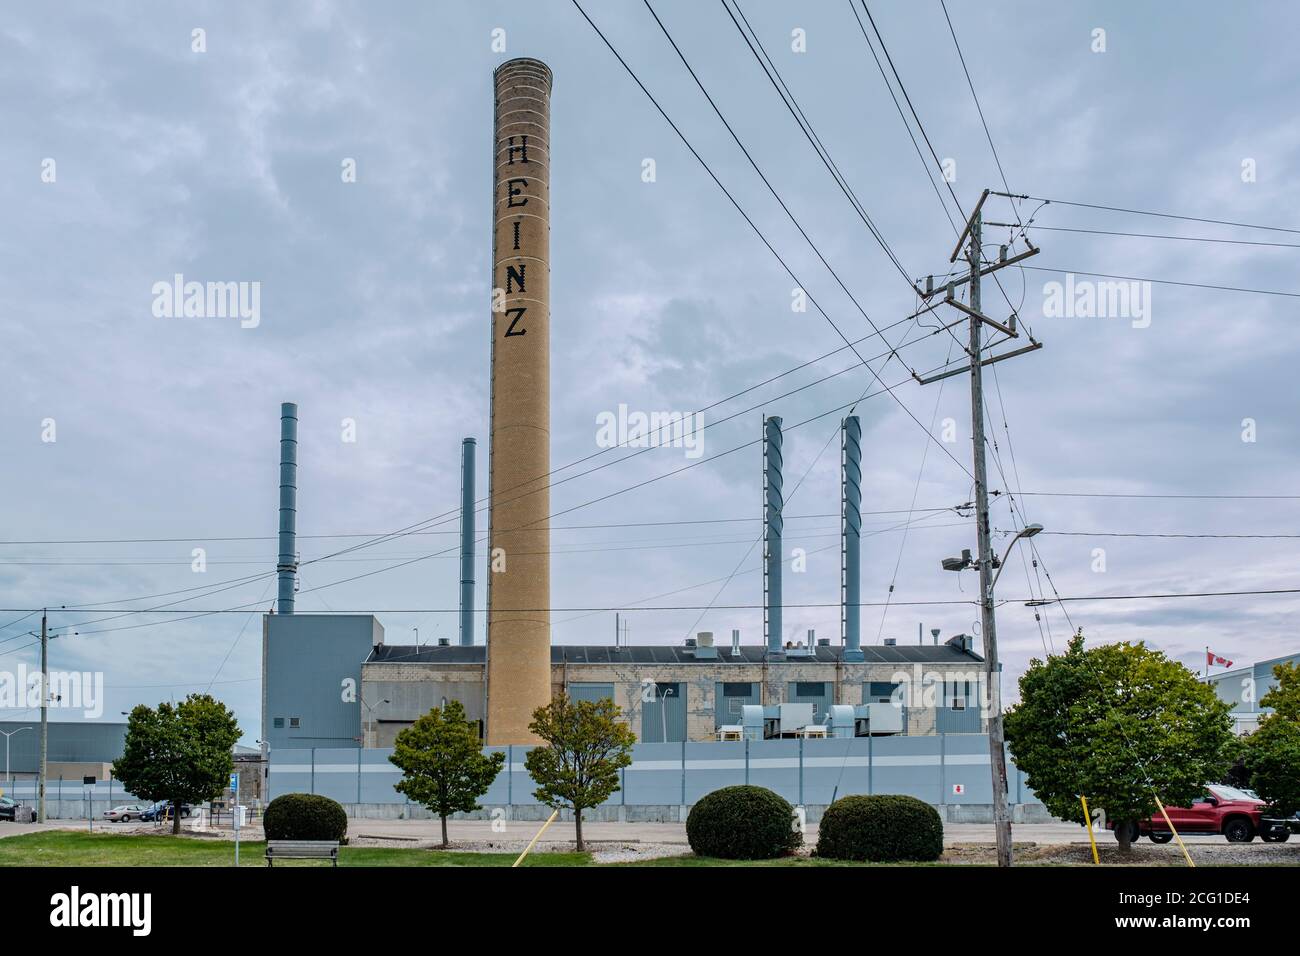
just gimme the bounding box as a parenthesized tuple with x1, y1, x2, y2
(112, 694, 241, 834)
(1004, 631, 1234, 853)
(1243, 661, 1300, 815)
(1259, 661, 1300, 720)
(1243, 718, 1300, 816)
(524, 694, 636, 851)
(389, 700, 504, 847)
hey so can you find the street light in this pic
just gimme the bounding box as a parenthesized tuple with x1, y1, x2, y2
(0, 727, 32, 791)
(990, 524, 1043, 592)
(657, 686, 675, 743)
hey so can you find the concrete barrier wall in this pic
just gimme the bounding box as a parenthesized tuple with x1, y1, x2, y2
(268, 735, 1044, 820)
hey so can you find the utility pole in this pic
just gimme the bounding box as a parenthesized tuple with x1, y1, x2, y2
(914, 189, 1042, 868)
(39, 609, 48, 824)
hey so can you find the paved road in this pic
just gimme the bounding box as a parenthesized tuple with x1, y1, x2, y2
(0, 818, 1254, 847)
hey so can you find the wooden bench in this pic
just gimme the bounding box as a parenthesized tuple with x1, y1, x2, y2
(265, 840, 339, 867)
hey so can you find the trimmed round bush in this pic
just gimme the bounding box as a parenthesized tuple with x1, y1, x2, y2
(815, 794, 943, 862)
(686, 785, 801, 860)
(263, 793, 348, 843)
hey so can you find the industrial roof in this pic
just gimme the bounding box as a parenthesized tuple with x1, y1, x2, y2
(365, 643, 983, 665)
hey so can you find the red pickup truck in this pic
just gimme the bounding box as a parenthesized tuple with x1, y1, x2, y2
(1110, 784, 1291, 844)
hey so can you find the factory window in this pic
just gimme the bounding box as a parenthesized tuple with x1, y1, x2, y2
(794, 682, 828, 698)
(945, 681, 970, 710)
(289, 717, 301, 729)
(867, 682, 900, 704)
(721, 682, 752, 697)
(273, 718, 284, 729)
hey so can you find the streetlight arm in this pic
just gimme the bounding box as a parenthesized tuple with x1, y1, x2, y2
(989, 525, 1043, 594)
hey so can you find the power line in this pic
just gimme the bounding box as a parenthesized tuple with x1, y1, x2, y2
(939, 0, 1011, 197)
(1018, 195, 1300, 237)
(1024, 265, 1300, 299)
(1029, 224, 1300, 250)
(571, 0, 974, 482)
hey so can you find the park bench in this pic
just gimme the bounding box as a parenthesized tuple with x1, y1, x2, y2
(265, 840, 339, 867)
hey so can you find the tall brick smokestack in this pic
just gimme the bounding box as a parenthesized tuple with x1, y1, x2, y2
(486, 58, 553, 744)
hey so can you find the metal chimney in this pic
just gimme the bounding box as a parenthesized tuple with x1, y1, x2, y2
(276, 402, 298, 615)
(459, 437, 476, 646)
(731, 629, 741, 654)
(842, 415, 864, 660)
(763, 415, 784, 658)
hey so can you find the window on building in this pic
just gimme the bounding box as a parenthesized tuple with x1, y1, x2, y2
(273, 718, 284, 729)
(289, 717, 301, 729)
(721, 682, 752, 697)
(795, 681, 827, 697)
(867, 682, 901, 704)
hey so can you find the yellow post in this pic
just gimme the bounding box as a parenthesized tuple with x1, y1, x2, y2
(512, 809, 560, 868)
(1153, 795, 1195, 868)
(1080, 795, 1100, 865)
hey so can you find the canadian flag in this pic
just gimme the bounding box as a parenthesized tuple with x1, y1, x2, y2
(1207, 650, 1234, 669)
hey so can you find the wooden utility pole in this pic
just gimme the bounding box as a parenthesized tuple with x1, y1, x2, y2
(914, 189, 1042, 867)
(38, 609, 48, 824)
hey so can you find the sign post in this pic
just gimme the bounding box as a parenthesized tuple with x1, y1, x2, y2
(83, 776, 96, 832)
(230, 772, 241, 867)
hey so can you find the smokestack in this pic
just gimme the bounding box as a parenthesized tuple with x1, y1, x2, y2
(486, 57, 554, 743)
(276, 402, 298, 615)
(842, 415, 864, 660)
(459, 437, 476, 646)
(764, 415, 784, 658)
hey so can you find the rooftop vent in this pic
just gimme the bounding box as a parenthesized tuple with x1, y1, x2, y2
(684, 637, 697, 648)
(817, 638, 830, 647)
(883, 638, 897, 647)
(697, 632, 714, 647)
(437, 637, 450, 647)
(731, 629, 741, 654)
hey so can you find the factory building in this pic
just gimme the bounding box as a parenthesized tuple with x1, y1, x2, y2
(1207, 651, 1300, 734)
(260, 57, 996, 754)
(358, 636, 988, 746)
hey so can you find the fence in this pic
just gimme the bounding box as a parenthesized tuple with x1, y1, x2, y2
(268, 735, 1046, 822)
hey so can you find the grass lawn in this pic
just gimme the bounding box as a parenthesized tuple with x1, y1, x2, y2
(0, 831, 589, 867)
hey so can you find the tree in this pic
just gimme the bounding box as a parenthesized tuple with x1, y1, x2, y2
(1259, 661, 1300, 720)
(389, 700, 504, 847)
(524, 694, 636, 851)
(1004, 630, 1234, 854)
(1243, 661, 1300, 816)
(1243, 717, 1300, 816)
(112, 694, 241, 834)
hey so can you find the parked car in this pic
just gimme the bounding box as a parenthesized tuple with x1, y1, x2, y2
(1107, 784, 1290, 844)
(140, 801, 193, 822)
(103, 803, 150, 823)
(0, 796, 36, 823)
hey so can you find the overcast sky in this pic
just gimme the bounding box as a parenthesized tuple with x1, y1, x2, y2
(3, 0, 1298, 739)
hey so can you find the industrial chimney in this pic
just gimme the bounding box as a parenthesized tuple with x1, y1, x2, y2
(842, 415, 864, 660)
(485, 58, 554, 744)
(763, 415, 784, 658)
(459, 437, 476, 646)
(276, 402, 298, 614)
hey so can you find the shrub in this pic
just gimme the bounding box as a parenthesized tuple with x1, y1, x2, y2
(263, 793, 348, 843)
(686, 785, 801, 860)
(815, 794, 943, 862)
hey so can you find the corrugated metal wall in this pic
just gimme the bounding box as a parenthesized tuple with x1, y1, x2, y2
(268, 735, 1042, 809)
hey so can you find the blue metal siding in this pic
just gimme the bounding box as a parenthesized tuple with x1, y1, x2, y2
(263, 614, 377, 751)
(0, 721, 127, 772)
(714, 681, 759, 728)
(568, 682, 614, 704)
(640, 683, 686, 743)
(787, 681, 831, 719)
